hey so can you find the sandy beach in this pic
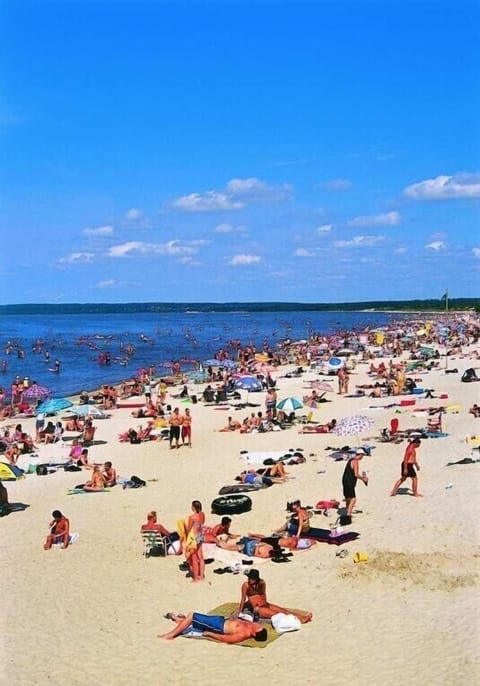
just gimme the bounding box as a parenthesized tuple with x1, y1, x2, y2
(2, 340, 480, 686)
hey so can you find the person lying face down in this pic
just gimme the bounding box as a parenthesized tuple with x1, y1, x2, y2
(158, 612, 268, 644)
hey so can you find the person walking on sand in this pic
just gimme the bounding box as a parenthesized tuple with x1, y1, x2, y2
(158, 611, 267, 643)
(238, 569, 313, 623)
(390, 438, 423, 497)
(342, 450, 368, 520)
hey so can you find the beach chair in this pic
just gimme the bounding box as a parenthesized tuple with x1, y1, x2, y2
(142, 530, 169, 558)
(426, 414, 442, 433)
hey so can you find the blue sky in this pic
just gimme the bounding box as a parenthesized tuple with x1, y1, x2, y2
(1, 0, 479, 304)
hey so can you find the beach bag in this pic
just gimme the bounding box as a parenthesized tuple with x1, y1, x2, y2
(271, 613, 301, 633)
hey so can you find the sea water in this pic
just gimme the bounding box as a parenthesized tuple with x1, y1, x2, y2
(0, 310, 400, 397)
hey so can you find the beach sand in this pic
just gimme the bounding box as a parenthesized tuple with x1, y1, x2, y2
(2, 352, 480, 686)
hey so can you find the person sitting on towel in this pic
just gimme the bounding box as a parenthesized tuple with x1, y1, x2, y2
(44, 510, 70, 550)
(239, 569, 312, 623)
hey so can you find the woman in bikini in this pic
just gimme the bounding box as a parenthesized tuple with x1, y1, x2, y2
(185, 500, 205, 582)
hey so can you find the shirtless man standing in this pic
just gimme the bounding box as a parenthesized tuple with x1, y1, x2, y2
(390, 438, 422, 497)
(158, 612, 267, 643)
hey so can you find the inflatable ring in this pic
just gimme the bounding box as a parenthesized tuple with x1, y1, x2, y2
(211, 494, 252, 516)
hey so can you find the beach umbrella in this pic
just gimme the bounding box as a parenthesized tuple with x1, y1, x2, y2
(35, 398, 73, 415)
(309, 380, 334, 393)
(277, 397, 303, 413)
(234, 375, 263, 392)
(67, 405, 108, 418)
(23, 383, 51, 401)
(0, 462, 24, 481)
(333, 415, 374, 444)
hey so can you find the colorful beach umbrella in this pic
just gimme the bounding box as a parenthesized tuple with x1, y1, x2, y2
(36, 398, 73, 415)
(23, 383, 52, 400)
(277, 397, 303, 412)
(0, 462, 24, 481)
(333, 415, 374, 443)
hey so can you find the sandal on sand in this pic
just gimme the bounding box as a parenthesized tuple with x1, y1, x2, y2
(213, 568, 226, 574)
(336, 549, 349, 559)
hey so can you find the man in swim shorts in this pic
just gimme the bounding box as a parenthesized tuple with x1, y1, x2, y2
(158, 612, 267, 643)
(390, 438, 422, 497)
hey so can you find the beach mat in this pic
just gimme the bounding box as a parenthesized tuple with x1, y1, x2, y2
(218, 484, 267, 495)
(302, 527, 360, 545)
(182, 603, 283, 648)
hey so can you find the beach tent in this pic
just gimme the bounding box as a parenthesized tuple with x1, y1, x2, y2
(0, 462, 24, 481)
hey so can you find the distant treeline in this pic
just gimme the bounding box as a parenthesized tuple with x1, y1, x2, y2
(0, 299, 479, 315)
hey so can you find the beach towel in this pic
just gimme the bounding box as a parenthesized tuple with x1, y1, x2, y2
(301, 527, 359, 545)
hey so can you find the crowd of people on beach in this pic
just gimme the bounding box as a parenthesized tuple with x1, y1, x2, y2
(2, 312, 480, 644)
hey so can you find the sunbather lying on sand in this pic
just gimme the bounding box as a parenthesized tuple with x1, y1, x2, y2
(216, 532, 315, 558)
(235, 463, 289, 486)
(158, 612, 267, 643)
(299, 419, 336, 434)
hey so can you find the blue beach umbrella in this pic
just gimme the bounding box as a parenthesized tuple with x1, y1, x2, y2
(36, 398, 73, 415)
(234, 376, 263, 392)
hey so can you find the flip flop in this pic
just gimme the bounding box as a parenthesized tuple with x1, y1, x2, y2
(336, 549, 349, 559)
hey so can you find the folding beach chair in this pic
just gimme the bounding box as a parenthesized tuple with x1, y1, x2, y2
(142, 530, 169, 558)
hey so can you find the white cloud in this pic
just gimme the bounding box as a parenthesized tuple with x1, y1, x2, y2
(395, 247, 407, 254)
(334, 235, 385, 248)
(58, 252, 95, 263)
(225, 177, 292, 203)
(168, 191, 244, 212)
(213, 223, 246, 234)
(320, 178, 352, 192)
(317, 224, 332, 234)
(294, 248, 315, 257)
(404, 173, 480, 200)
(425, 241, 446, 251)
(348, 211, 400, 227)
(98, 279, 117, 288)
(83, 225, 114, 237)
(165, 177, 291, 213)
(229, 254, 262, 266)
(472, 248, 480, 258)
(124, 208, 142, 220)
(107, 239, 205, 258)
